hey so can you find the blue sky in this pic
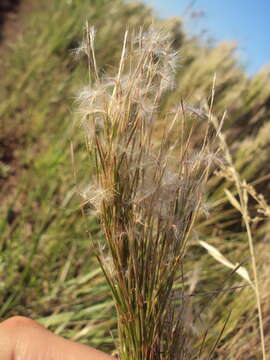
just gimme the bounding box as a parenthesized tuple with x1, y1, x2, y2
(143, 0, 270, 75)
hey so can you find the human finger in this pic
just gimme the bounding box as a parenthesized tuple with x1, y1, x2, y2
(0, 316, 114, 360)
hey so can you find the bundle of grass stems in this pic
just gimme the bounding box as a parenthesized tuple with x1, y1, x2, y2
(77, 24, 220, 359)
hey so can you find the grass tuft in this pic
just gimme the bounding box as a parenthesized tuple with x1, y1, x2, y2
(77, 25, 216, 359)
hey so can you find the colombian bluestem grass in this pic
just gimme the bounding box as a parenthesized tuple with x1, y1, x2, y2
(77, 24, 213, 360)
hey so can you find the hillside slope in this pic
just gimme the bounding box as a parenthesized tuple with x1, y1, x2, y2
(0, 1, 269, 358)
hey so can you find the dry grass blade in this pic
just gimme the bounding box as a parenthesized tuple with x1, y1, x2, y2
(199, 240, 253, 286)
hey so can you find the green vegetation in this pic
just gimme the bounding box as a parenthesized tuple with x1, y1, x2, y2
(0, 0, 269, 358)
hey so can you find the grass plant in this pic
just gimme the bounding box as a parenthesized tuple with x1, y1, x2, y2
(77, 25, 216, 359)
(208, 90, 266, 359)
(187, 77, 267, 359)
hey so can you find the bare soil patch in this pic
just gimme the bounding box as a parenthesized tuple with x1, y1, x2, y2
(0, 0, 22, 43)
